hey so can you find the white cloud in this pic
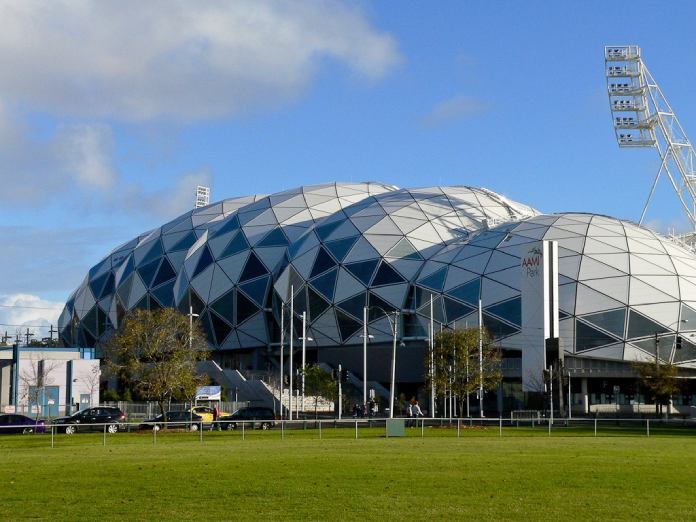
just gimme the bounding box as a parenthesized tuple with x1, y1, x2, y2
(0, 0, 400, 121)
(422, 95, 488, 127)
(0, 294, 64, 341)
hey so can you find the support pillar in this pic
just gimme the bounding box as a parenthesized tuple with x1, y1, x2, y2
(581, 378, 589, 415)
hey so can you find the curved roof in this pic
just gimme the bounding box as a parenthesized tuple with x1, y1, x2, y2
(412, 213, 696, 366)
(273, 186, 538, 346)
(58, 194, 265, 345)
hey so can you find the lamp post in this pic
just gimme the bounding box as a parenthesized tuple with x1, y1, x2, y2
(289, 285, 294, 421)
(299, 311, 313, 415)
(360, 306, 374, 406)
(188, 305, 199, 350)
(279, 301, 285, 420)
(363, 306, 400, 418)
(652, 319, 687, 417)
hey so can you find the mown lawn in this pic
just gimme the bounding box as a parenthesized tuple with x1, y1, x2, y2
(1, 423, 695, 520)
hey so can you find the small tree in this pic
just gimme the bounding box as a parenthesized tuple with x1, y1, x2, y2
(632, 360, 680, 417)
(102, 308, 211, 417)
(302, 364, 336, 418)
(19, 356, 59, 419)
(425, 327, 502, 416)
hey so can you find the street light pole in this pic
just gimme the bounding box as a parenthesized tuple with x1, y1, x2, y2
(363, 306, 368, 407)
(430, 295, 435, 419)
(478, 299, 484, 418)
(301, 311, 307, 415)
(289, 285, 294, 421)
(188, 305, 199, 350)
(389, 311, 399, 419)
(279, 301, 285, 420)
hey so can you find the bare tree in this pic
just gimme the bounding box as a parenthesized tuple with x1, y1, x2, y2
(18, 356, 60, 419)
(82, 365, 102, 408)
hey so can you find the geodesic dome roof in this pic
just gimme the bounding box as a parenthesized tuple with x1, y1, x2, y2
(412, 213, 696, 367)
(58, 194, 264, 346)
(272, 186, 538, 346)
(171, 182, 397, 349)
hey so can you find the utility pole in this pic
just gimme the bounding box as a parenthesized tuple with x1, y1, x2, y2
(430, 295, 435, 418)
(279, 301, 285, 420)
(48, 324, 57, 345)
(24, 328, 34, 346)
(478, 299, 484, 418)
(289, 285, 294, 421)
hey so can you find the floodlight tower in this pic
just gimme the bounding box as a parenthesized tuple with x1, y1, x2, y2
(605, 45, 696, 245)
(195, 185, 211, 208)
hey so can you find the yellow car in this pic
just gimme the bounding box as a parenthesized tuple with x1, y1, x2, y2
(188, 406, 218, 424)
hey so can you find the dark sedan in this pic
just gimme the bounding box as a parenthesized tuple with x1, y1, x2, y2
(53, 406, 126, 434)
(138, 411, 204, 432)
(0, 414, 46, 434)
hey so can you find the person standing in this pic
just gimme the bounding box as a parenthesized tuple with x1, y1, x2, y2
(213, 404, 220, 431)
(407, 401, 413, 427)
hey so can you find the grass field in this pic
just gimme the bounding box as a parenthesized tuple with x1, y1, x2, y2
(2, 424, 696, 521)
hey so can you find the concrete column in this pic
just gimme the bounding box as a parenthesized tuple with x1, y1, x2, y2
(581, 378, 589, 415)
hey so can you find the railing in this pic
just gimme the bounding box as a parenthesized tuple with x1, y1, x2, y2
(3, 416, 696, 448)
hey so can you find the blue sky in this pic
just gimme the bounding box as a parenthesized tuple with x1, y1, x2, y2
(2, 0, 696, 333)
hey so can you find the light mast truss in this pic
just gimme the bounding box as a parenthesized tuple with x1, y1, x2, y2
(605, 45, 696, 241)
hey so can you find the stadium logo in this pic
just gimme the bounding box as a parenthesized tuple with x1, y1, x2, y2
(522, 246, 543, 277)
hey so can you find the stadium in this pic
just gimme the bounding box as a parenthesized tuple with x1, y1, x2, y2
(57, 181, 696, 415)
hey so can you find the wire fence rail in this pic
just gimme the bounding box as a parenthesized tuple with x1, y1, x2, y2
(2, 417, 696, 448)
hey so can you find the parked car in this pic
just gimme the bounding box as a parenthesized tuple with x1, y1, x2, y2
(218, 407, 276, 430)
(187, 406, 217, 424)
(0, 414, 46, 435)
(53, 407, 126, 434)
(138, 411, 203, 432)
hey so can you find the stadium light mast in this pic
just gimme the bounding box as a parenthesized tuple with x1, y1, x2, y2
(195, 185, 210, 208)
(605, 45, 696, 245)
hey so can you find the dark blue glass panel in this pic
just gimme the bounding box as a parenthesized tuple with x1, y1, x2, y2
(239, 276, 269, 306)
(210, 311, 232, 345)
(325, 236, 358, 262)
(582, 308, 625, 338)
(152, 258, 176, 287)
(418, 267, 447, 291)
(192, 246, 214, 279)
(151, 280, 175, 308)
(444, 297, 474, 323)
(138, 259, 160, 287)
(88, 272, 109, 298)
(627, 310, 668, 339)
(141, 240, 163, 266)
(236, 291, 259, 324)
(120, 255, 135, 283)
(448, 279, 480, 306)
(211, 290, 235, 322)
(100, 273, 115, 299)
(368, 293, 397, 321)
(337, 293, 367, 320)
(170, 231, 197, 252)
(344, 259, 379, 286)
(258, 228, 288, 247)
(372, 262, 405, 286)
(239, 252, 268, 282)
(310, 247, 337, 278)
(486, 297, 521, 327)
(316, 220, 342, 241)
(336, 309, 362, 342)
(482, 312, 518, 339)
(576, 320, 617, 351)
(308, 287, 330, 321)
(220, 231, 250, 259)
(212, 214, 240, 239)
(311, 268, 338, 301)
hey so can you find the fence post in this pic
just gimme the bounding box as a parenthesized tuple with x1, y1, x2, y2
(51, 425, 54, 448)
(103, 424, 106, 446)
(594, 418, 597, 437)
(421, 418, 424, 438)
(548, 417, 551, 437)
(153, 426, 156, 445)
(355, 420, 358, 439)
(499, 417, 502, 437)
(281, 420, 284, 440)
(242, 421, 245, 441)
(457, 418, 460, 438)
(200, 422, 203, 443)
(647, 418, 650, 437)
(319, 420, 322, 440)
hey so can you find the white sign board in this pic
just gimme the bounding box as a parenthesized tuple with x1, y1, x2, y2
(196, 385, 221, 401)
(4, 405, 15, 414)
(520, 240, 559, 392)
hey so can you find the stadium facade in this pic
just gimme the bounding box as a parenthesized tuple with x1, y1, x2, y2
(58, 182, 696, 414)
